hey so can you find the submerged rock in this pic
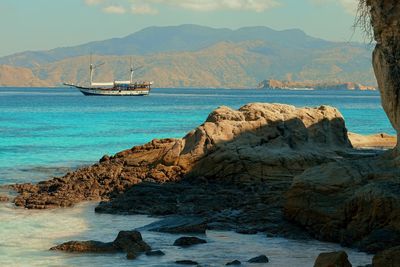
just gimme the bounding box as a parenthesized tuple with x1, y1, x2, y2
(313, 251, 352, 267)
(248, 255, 269, 263)
(175, 260, 199, 265)
(140, 215, 207, 234)
(50, 230, 150, 259)
(145, 250, 165, 256)
(226, 260, 242, 265)
(173, 236, 207, 247)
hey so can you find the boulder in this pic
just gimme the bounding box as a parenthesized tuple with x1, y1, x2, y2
(50, 230, 150, 259)
(173, 236, 207, 247)
(313, 251, 352, 267)
(226, 260, 242, 265)
(372, 246, 400, 267)
(248, 255, 269, 263)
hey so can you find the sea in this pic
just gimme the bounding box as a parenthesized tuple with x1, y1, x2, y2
(0, 87, 393, 266)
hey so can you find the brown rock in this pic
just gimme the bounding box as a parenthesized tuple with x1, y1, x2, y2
(0, 195, 9, 202)
(50, 230, 150, 259)
(284, 154, 400, 252)
(348, 132, 397, 149)
(365, 0, 400, 153)
(372, 246, 400, 267)
(313, 251, 352, 267)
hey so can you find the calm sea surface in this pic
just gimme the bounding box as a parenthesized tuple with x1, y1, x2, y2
(0, 87, 389, 266)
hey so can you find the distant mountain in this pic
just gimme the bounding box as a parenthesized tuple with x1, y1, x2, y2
(0, 24, 376, 88)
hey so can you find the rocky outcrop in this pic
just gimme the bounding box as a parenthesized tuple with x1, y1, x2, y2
(348, 132, 396, 149)
(284, 153, 400, 253)
(11, 103, 351, 209)
(283, 1, 400, 253)
(366, 0, 400, 152)
(313, 251, 352, 267)
(50, 230, 150, 259)
(372, 246, 400, 267)
(260, 79, 376, 91)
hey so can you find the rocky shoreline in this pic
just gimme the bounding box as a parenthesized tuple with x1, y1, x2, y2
(3, 103, 399, 266)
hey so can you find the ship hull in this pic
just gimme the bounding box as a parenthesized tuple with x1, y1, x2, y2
(79, 87, 150, 96)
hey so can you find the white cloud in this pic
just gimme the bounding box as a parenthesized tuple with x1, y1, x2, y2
(131, 4, 158, 15)
(147, 0, 279, 12)
(84, 0, 279, 14)
(102, 5, 126, 14)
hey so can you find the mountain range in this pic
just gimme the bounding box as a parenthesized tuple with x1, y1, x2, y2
(0, 24, 376, 88)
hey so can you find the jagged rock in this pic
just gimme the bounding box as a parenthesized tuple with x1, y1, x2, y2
(226, 260, 242, 265)
(313, 251, 352, 267)
(372, 246, 400, 267)
(50, 230, 150, 259)
(173, 236, 207, 247)
(248, 255, 269, 263)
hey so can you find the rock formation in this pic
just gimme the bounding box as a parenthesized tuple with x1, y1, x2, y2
(50, 230, 151, 259)
(313, 251, 352, 267)
(372, 246, 400, 267)
(283, 0, 400, 254)
(11, 103, 351, 209)
(10, 103, 358, 237)
(366, 0, 400, 152)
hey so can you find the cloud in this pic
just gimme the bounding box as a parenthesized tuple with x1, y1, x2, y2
(131, 4, 158, 15)
(147, 0, 280, 12)
(84, 0, 279, 14)
(84, 0, 103, 6)
(102, 5, 126, 14)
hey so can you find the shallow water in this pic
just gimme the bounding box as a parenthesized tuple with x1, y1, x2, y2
(0, 203, 372, 267)
(0, 87, 388, 266)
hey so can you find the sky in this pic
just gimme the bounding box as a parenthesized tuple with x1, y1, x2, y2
(0, 0, 365, 57)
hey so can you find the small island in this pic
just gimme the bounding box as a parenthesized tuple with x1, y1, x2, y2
(259, 79, 377, 91)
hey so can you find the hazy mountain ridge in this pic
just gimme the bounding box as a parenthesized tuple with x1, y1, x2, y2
(0, 25, 376, 88)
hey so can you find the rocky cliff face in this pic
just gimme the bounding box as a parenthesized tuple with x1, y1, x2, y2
(367, 0, 400, 151)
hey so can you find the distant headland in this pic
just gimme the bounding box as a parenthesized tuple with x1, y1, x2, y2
(258, 79, 377, 91)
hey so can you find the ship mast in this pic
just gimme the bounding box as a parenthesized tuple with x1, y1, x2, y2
(89, 53, 104, 87)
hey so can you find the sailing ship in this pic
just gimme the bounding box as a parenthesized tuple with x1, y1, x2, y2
(64, 57, 153, 96)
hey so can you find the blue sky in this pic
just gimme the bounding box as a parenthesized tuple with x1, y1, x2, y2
(0, 0, 363, 57)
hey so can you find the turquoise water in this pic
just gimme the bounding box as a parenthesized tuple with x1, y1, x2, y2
(0, 87, 394, 184)
(0, 87, 386, 266)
